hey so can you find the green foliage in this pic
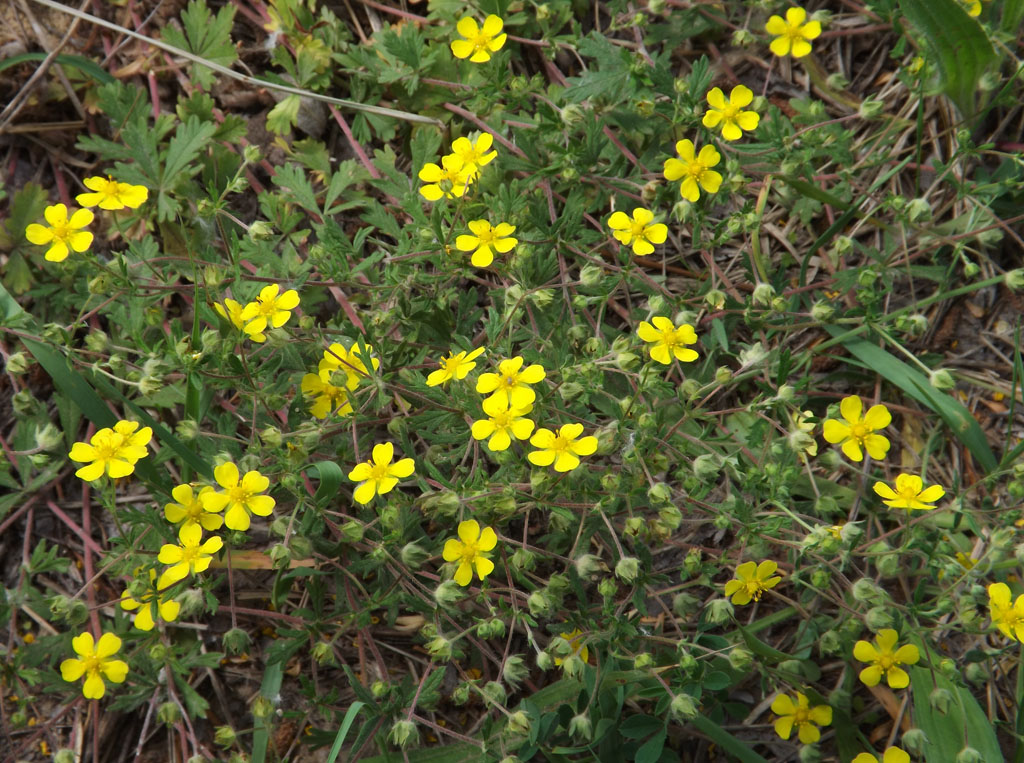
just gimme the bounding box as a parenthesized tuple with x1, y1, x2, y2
(160, 0, 238, 90)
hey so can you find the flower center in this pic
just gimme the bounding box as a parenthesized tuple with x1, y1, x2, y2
(492, 410, 513, 428)
(228, 485, 253, 504)
(745, 580, 767, 601)
(878, 653, 896, 670)
(793, 708, 811, 725)
(785, 24, 805, 42)
(552, 435, 571, 453)
(849, 422, 869, 441)
(659, 329, 680, 348)
(254, 297, 278, 317)
(370, 463, 391, 481)
(470, 33, 490, 53)
(93, 433, 126, 461)
(629, 221, 648, 240)
(502, 374, 519, 388)
(687, 160, 706, 179)
(179, 545, 200, 565)
(474, 228, 496, 245)
(458, 540, 480, 562)
(721, 104, 740, 121)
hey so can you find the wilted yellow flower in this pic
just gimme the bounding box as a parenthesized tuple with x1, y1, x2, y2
(450, 15, 507, 63)
(852, 629, 920, 689)
(443, 519, 498, 586)
(60, 632, 129, 699)
(25, 203, 94, 262)
(723, 560, 781, 605)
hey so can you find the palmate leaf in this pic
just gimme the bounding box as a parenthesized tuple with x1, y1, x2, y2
(160, 0, 238, 90)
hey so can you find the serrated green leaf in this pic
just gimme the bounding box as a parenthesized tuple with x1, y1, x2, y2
(163, 116, 218, 185)
(267, 94, 301, 135)
(161, 0, 237, 90)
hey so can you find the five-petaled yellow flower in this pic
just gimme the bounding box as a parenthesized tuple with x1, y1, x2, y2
(528, 423, 598, 472)
(822, 395, 891, 462)
(765, 6, 822, 58)
(988, 583, 1024, 642)
(471, 397, 535, 452)
(724, 560, 782, 605)
(853, 629, 920, 689)
(456, 220, 518, 268)
(156, 524, 223, 589)
(319, 341, 380, 390)
(771, 691, 832, 744)
(663, 139, 722, 202)
(69, 420, 152, 482)
(872, 474, 945, 511)
(443, 519, 498, 586)
(301, 370, 354, 419)
(214, 298, 251, 336)
(553, 628, 589, 666)
(240, 284, 300, 342)
(450, 134, 498, 178)
(200, 463, 275, 532)
(60, 631, 129, 700)
(419, 155, 473, 201)
(476, 356, 547, 408)
(120, 569, 181, 631)
(348, 442, 415, 505)
(637, 317, 699, 365)
(76, 176, 149, 210)
(427, 347, 486, 386)
(702, 85, 760, 141)
(164, 483, 222, 534)
(607, 208, 668, 255)
(852, 748, 911, 763)
(450, 15, 507, 63)
(25, 203, 94, 262)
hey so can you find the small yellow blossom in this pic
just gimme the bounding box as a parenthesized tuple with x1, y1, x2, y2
(607, 208, 668, 255)
(476, 356, 547, 408)
(702, 85, 760, 140)
(301, 370, 353, 419)
(988, 583, 1024, 642)
(852, 748, 911, 763)
(771, 691, 831, 744)
(76, 176, 149, 210)
(240, 284, 300, 341)
(214, 298, 250, 334)
(200, 463, 275, 532)
(120, 570, 181, 631)
(419, 154, 473, 201)
(822, 396, 891, 462)
(25, 203, 94, 262)
(471, 397, 535, 451)
(853, 629, 920, 689)
(348, 442, 415, 505)
(553, 628, 589, 666)
(662, 139, 722, 202)
(426, 347, 486, 386)
(872, 473, 945, 511)
(450, 133, 497, 177)
(68, 420, 152, 482)
(723, 560, 782, 605)
(765, 6, 822, 58)
(450, 15, 507, 63)
(60, 632, 129, 699)
(156, 524, 223, 589)
(528, 423, 598, 472)
(637, 317, 698, 365)
(442, 519, 498, 586)
(959, 0, 982, 16)
(319, 341, 380, 390)
(164, 483, 222, 534)
(456, 220, 517, 267)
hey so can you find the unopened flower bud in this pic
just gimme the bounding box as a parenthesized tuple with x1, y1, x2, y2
(597, 578, 617, 598)
(728, 647, 754, 672)
(401, 542, 430, 569)
(575, 553, 604, 578)
(5, 351, 30, 374)
(851, 578, 886, 604)
(528, 591, 554, 617)
(705, 289, 726, 310)
(929, 687, 953, 715)
(311, 641, 335, 665)
(705, 598, 734, 625)
(798, 745, 822, 763)
(503, 654, 528, 687)
(956, 747, 984, 763)
(693, 453, 720, 480)
(507, 710, 531, 736)
(482, 680, 507, 706)
(715, 366, 732, 384)
(865, 606, 894, 631)
(810, 301, 834, 322)
(511, 547, 536, 571)
(390, 719, 418, 748)
(670, 693, 699, 720)
(250, 696, 274, 720)
(214, 726, 237, 747)
(224, 627, 251, 656)
(426, 636, 452, 660)
(615, 556, 641, 583)
(1005, 269, 1024, 290)
(752, 283, 775, 307)
(568, 713, 593, 739)
(859, 97, 885, 119)
(158, 701, 181, 725)
(902, 729, 928, 757)
(930, 369, 956, 390)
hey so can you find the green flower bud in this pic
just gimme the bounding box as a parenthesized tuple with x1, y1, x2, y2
(624, 516, 645, 537)
(956, 747, 984, 763)
(810, 301, 835, 322)
(390, 719, 418, 748)
(851, 578, 886, 604)
(752, 283, 776, 307)
(559, 381, 586, 403)
(451, 682, 472, 705)
(705, 598, 734, 625)
(634, 652, 654, 670)
(536, 652, 554, 670)
(506, 710, 531, 737)
(670, 693, 699, 720)
(615, 350, 639, 370)
(33, 422, 61, 452)
(482, 680, 507, 706)
(818, 630, 842, 656)
(597, 578, 617, 599)
(54, 750, 77, 763)
(569, 713, 593, 740)
(426, 636, 452, 661)
(269, 543, 290, 568)
(865, 606, 894, 631)
(714, 366, 733, 385)
(149, 642, 168, 661)
(684, 549, 702, 577)
(929, 687, 953, 715)
(575, 553, 605, 578)
(876, 552, 900, 578)
(289, 535, 312, 559)
(5, 351, 30, 374)
(158, 701, 181, 725)
(964, 662, 988, 684)
(400, 542, 430, 569)
(528, 591, 555, 617)
(693, 453, 720, 480)
(810, 569, 830, 589)
(704, 289, 726, 310)
(902, 729, 929, 757)
(728, 647, 754, 672)
(798, 745, 822, 763)
(311, 641, 335, 665)
(224, 627, 251, 656)
(215, 726, 237, 747)
(713, 513, 731, 531)
(503, 654, 528, 688)
(340, 520, 363, 543)
(930, 369, 956, 390)
(615, 556, 641, 583)
(858, 97, 885, 119)
(672, 592, 699, 617)
(738, 341, 768, 367)
(251, 696, 275, 721)
(1005, 269, 1024, 290)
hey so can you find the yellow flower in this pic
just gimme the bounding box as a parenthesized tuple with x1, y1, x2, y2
(348, 442, 415, 505)
(164, 483, 223, 534)
(442, 519, 498, 586)
(959, 0, 982, 16)
(214, 298, 248, 333)
(120, 569, 181, 631)
(771, 691, 831, 744)
(450, 15, 507, 63)
(765, 6, 822, 58)
(872, 473, 945, 511)
(25, 203, 94, 262)
(60, 632, 129, 700)
(240, 284, 300, 341)
(68, 420, 152, 482)
(528, 423, 598, 472)
(637, 317, 699, 365)
(852, 748, 911, 763)
(553, 628, 589, 666)
(76, 176, 149, 210)
(476, 356, 546, 408)
(723, 560, 781, 605)
(607, 208, 668, 255)
(156, 524, 223, 589)
(988, 583, 1024, 642)
(318, 341, 380, 390)
(471, 397, 535, 451)
(450, 133, 497, 177)
(418, 154, 473, 201)
(200, 463, 275, 532)
(456, 220, 517, 268)
(662, 139, 722, 202)
(702, 85, 760, 140)
(301, 370, 353, 419)
(426, 347, 486, 386)
(822, 396, 891, 462)
(853, 629, 920, 689)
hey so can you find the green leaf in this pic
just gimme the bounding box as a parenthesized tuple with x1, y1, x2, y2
(306, 461, 344, 508)
(898, 0, 997, 118)
(619, 713, 663, 739)
(635, 730, 666, 763)
(0, 52, 115, 84)
(252, 661, 284, 763)
(690, 716, 771, 763)
(163, 116, 218, 186)
(325, 701, 366, 763)
(561, 34, 631, 104)
(160, 0, 238, 90)
(267, 94, 301, 135)
(910, 665, 1004, 763)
